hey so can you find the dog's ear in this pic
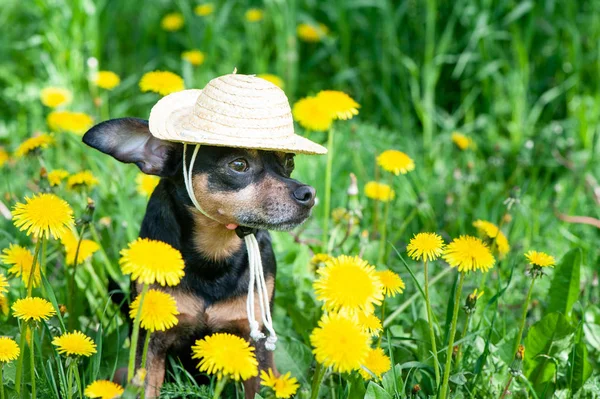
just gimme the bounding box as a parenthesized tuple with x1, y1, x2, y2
(83, 117, 181, 176)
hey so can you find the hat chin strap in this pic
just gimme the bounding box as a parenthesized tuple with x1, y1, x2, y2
(182, 143, 277, 351)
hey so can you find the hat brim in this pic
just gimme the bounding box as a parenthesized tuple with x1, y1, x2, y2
(149, 89, 327, 155)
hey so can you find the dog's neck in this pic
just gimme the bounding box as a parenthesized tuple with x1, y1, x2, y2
(188, 208, 243, 262)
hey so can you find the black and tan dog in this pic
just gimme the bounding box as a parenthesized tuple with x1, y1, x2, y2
(83, 117, 316, 398)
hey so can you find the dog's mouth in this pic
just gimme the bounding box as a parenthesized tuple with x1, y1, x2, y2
(235, 211, 312, 232)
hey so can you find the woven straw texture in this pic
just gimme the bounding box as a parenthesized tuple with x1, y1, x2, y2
(149, 74, 327, 154)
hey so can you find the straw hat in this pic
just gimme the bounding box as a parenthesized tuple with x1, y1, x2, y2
(149, 73, 327, 154)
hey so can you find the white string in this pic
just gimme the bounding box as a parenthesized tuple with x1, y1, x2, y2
(182, 144, 277, 351)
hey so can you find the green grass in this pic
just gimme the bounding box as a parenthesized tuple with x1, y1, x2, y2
(1, 0, 599, 398)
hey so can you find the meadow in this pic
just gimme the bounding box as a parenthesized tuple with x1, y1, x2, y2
(0, 0, 599, 398)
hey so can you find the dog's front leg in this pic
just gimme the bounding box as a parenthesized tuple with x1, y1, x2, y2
(242, 336, 277, 399)
(138, 330, 168, 399)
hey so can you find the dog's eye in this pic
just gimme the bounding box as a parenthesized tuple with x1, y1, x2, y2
(228, 158, 249, 172)
(284, 156, 295, 170)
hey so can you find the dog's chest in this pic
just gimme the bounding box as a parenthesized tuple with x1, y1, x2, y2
(164, 275, 274, 334)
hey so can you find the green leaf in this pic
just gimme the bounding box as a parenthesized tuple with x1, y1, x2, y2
(365, 382, 393, 399)
(347, 373, 367, 399)
(412, 319, 433, 366)
(567, 333, 592, 393)
(524, 313, 575, 395)
(547, 248, 582, 319)
(273, 337, 313, 385)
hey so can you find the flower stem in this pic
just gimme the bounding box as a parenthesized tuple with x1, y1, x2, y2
(377, 192, 391, 266)
(73, 363, 83, 399)
(68, 224, 87, 331)
(67, 361, 74, 399)
(212, 376, 229, 399)
(498, 375, 513, 399)
(128, 284, 149, 381)
(512, 278, 536, 358)
(0, 366, 4, 399)
(27, 237, 44, 296)
(14, 324, 27, 393)
(456, 312, 471, 369)
(310, 362, 326, 399)
(30, 328, 35, 399)
(321, 126, 335, 250)
(439, 272, 465, 399)
(424, 260, 441, 390)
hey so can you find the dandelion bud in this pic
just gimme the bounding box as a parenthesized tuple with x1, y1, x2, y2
(59, 304, 68, 316)
(332, 208, 349, 223)
(412, 384, 421, 395)
(510, 345, 525, 376)
(347, 173, 359, 196)
(94, 97, 103, 108)
(39, 167, 48, 179)
(464, 288, 484, 314)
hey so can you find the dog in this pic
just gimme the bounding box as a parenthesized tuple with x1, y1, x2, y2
(83, 117, 316, 398)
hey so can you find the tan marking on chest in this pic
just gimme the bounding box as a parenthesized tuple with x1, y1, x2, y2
(163, 288, 206, 325)
(205, 276, 274, 331)
(190, 206, 243, 261)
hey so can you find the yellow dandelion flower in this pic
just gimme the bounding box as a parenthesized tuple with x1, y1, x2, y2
(181, 50, 205, 66)
(315, 90, 360, 120)
(195, 3, 214, 16)
(12, 297, 56, 322)
(12, 193, 74, 240)
(15, 133, 55, 157)
(47, 169, 69, 186)
(40, 87, 72, 108)
(377, 150, 415, 175)
(357, 311, 382, 336)
(292, 96, 334, 131)
(377, 270, 405, 297)
(359, 347, 391, 380)
(257, 74, 284, 89)
(443, 235, 495, 273)
(161, 12, 184, 31)
(191, 332, 258, 381)
(61, 231, 99, 266)
(297, 23, 328, 42)
(524, 250, 556, 268)
(52, 330, 97, 357)
(406, 232, 445, 262)
(364, 181, 395, 202)
(94, 71, 121, 90)
(452, 132, 472, 150)
(311, 253, 332, 266)
(314, 255, 384, 313)
(0, 147, 8, 167)
(47, 111, 94, 135)
(67, 170, 99, 190)
(0, 274, 8, 296)
(139, 70, 185, 96)
(120, 238, 185, 286)
(129, 289, 179, 332)
(0, 295, 9, 316)
(245, 8, 264, 22)
(136, 173, 160, 197)
(260, 369, 299, 399)
(310, 312, 370, 373)
(0, 337, 20, 363)
(84, 380, 124, 399)
(2, 244, 39, 288)
(473, 220, 510, 258)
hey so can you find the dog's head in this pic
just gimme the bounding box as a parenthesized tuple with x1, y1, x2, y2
(83, 118, 316, 231)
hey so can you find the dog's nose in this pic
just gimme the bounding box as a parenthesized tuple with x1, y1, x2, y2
(293, 185, 316, 206)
